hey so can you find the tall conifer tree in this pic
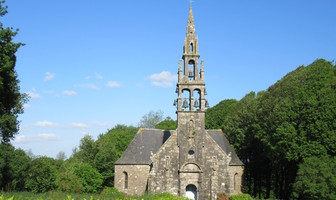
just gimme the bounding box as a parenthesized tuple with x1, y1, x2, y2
(0, 0, 27, 143)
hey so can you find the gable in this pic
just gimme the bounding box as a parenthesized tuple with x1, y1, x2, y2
(115, 128, 174, 165)
(207, 130, 243, 166)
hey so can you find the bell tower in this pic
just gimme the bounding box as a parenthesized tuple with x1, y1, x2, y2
(174, 5, 209, 172)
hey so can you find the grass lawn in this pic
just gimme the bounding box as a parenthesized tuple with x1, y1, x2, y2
(0, 191, 188, 200)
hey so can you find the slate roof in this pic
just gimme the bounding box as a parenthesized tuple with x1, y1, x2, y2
(115, 128, 173, 165)
(207, 130, 244, 166)
(115, 128, 243, 166)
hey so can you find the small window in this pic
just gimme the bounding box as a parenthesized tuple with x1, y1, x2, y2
(188, 150, 195, 155)
(123, 171, 128, 189)
(190, 43, 193, 53)
(234, 173, 239, 191)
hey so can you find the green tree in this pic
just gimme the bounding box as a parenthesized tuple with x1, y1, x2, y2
(0, 0, 27, 143)
(0, 143, 12, 190)
(56, 171, 82, 193)
(138, 110, 164, 128)
(25, 157, 57, 193)
(292, 156, 336, 200)
(72, 135, 98, 166)
(155, 116, 177, 130)
(205, 99, 237, 129)
(94, 124, 137, 187)
(72, 162, 103, 193)
(8, 148, 30, 190)
(215, 59, 335, 199)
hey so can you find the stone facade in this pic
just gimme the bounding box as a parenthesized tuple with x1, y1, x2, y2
(114, 165, 150, 196)
(114, 6, 244, 200)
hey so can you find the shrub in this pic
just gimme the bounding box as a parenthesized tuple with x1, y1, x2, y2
(56, 172, 82, 193)
(229, 193, 253, 200)
(72, 163, 103, 193)
(25, 157, 57, 193)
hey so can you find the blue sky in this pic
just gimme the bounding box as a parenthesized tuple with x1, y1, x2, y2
(3, 0, 336, 158)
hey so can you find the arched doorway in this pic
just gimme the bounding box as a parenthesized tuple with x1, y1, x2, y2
(186, 184, 197, 200)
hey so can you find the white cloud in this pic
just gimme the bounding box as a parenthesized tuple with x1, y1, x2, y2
(14, 133, 61, 143)
(74, 83, 99, 90)
(34, 120, 58, 127)
(148, 71, 177, 88)
(27, 91, 41, 99)
(44, 72, 55, 82)
(95, 72, 103, 80)
(107, 81, 121, 88)
(63, 90, 77, 96)
(67, 122, 89, 129)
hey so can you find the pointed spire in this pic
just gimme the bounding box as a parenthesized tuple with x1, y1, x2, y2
(187, 6, 195, 37)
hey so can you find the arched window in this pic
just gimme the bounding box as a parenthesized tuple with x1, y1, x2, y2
(123, 171, 128, 189)
(193, 89, 201, 110)
(188, 60, 195, 80)
(182, 89, 191, 111)
(234, 173, 239, 191)
(190, 43, 193, 53)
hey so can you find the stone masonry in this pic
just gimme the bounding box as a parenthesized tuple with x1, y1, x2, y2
(114, 6, 244, 200)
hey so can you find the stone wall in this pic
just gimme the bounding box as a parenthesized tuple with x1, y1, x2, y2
(149, 133, 180, 196)
(148, 127, 243, 199)
(114, 165, 150, 196)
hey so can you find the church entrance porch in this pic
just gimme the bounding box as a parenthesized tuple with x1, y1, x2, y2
(186, 184, 197, 200)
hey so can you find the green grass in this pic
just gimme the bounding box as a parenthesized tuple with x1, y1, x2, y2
(0, 191, 101, 200)
(0, 191, 188, 200)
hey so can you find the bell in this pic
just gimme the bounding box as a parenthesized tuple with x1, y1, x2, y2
(182, 98, 189, 109)
(188, 69, 194, 77)
(194, 98, 199, 108)
(205, 100, 209, 108)
(173, 99, 177, 106)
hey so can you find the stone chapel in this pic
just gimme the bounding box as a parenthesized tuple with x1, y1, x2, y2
(114, 5, 243, 200)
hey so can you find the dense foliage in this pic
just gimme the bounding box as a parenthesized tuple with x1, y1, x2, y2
(206, 59, 336, 199)
(25, 157, 57, 193)
(0, 144, 30, 191)
(292, 156, 336, 200)
(155, 116, 177, 130)
(205, 99, 237, 129)
(0, 0, 27, 143)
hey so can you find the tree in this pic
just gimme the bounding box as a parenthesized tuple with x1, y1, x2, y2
(72, 162, 103, 193)
(56, 171, 82, 193)
(71, 134, 97, 166)
(94, 124, 137, 187)
(0, 144, 31, 191)
(25, 157, 57, 193)
(155, 116, 177, 130)
(292, 156, 336, 200)
(212, 59, 336, 199)
(56, 151, 66, 161)
(0, 0, 27, 143)
(205, 99, 237, 129)
(8, 148, 30, 190)
(138, 110, 163, 128)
